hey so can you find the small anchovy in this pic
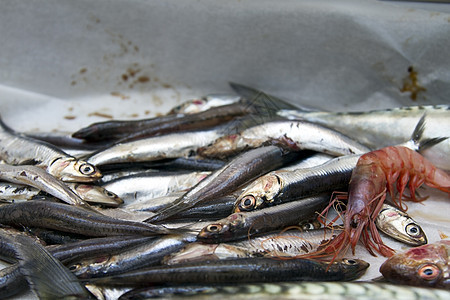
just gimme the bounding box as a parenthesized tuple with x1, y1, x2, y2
(71, 234, 197, 279)
(0, 117, 102, 182)
(234, 154, 359, 213)
(375, 203, 427, 246)
(101, 170, 210, 206)
(168, 94, 241, 115)
(86, 126, 228, 166)
(198, 120, 370, 159)
(0, 200, 172, 237)
(380, 239, 450, 289)
(73, 98, 251, 143)
(165, 228, 340, 265)
(197, 194, 330, 243)
(148, 145, 299, 223)
(118, 281, 450, 300)
(89, 257, 369, 286)
(47, 235, 156, 264)
(0, 230, 92, 299)
(0, 164, 87, 206)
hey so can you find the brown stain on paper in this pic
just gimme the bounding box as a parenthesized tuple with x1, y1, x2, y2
(400, 66, 426, 101)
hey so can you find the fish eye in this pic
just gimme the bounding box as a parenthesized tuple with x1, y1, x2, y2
(405, 224, 421, 237)
(301, 222, 315, 230)
(418, 264, 441, 281)
(344, 259, 358, 265)
(103, 189, 117, 198)
(206, 224, 222, 233)
(239, 195, 256, 211)
(68, 264, 80, 271)
(79, 163, 96, 175)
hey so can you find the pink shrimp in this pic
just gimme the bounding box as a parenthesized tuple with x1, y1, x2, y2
(303, 145, 450, 262)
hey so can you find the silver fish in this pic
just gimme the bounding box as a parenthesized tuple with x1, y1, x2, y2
(165, 227, 341, 265)
(199, 120, 370, 159)
(376, 203, 427, 246)
(234, 154, 359, 212)
(279, 105, 450, 170)
(86, 126, 227, 166)
(0, 117, 102, 182)
(0, 164, 87, 206)
(101, 171, 210, 206)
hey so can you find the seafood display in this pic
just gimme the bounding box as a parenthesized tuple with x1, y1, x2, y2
(0, 85, 449, 300)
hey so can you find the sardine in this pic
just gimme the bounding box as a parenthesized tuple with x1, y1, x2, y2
(90, 257, 369, 286)
(0, 117, 102, 182)
(197, 194, 330, 243)
(198, 120, 370, 159)
(380, 239, 450, 289)
(375, 203, 427, 246)
(148, 145, 300, 223)
(118, 281, 450, 300)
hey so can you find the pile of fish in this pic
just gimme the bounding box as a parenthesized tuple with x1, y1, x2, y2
(0, 83, 449, 300)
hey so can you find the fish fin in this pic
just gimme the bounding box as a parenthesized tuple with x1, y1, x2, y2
(229, 82, 315, 111)
(404, 113, 448, 152)
(12, 234, 93, 299)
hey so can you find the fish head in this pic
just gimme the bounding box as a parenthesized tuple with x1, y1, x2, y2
(375, 204, 427, 246)
(334, 258, 370, 280)
(70, 183, 123, 207)
(233, 174, 281, 212)
(48, 157, 102, 182)
(380, 240, 450, 289)
(197, 213, 246, 243)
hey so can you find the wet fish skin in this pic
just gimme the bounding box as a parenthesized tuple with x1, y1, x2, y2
(168, 94, 241, 115)
(102, 170, 210, 206)
(148, 145, 298, 223)
(279, 105, 450, 170)
(165, 227, 340, 265)
(86, 126, 227, 166)
(118, 281, 450, 300)
(197, 194, 330, 243)
(0, 117, 102, 182)
(199, 120, 370, 159)
(234, 154, 359, 213)
(0, 264, 29, 299)
(375, 203, 427, 246)
(47, 235, 156, 264)
(0, 200, 172, 237)
(90, 257, 369, 286)
(380, 240, 450, 289)
(71, 234, 197, 279)
(0, 164, 87, 206)
(0, 230, 92, 299)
